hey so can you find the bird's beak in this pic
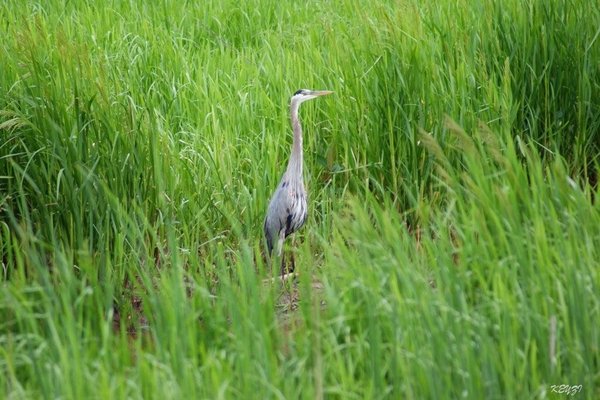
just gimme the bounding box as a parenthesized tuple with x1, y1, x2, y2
(310, 90, 334, 97)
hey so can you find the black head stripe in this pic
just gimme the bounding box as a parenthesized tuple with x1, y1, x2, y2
(293, 89, 304, 96)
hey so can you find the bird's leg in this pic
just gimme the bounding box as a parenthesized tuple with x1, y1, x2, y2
(280, 251, 287, 275)
(289, 236, 296, 273)
(279, 235, 299, 275)
(278, 231, 287, 275)
(276, 234, 284, 258)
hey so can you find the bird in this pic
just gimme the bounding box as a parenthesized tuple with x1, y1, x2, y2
(264, 89, 333, 274)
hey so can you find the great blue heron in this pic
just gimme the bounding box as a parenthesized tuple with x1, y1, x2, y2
(264, 89, 333, 274)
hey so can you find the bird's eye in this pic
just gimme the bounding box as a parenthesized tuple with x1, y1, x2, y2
(293, 89, 304, 96)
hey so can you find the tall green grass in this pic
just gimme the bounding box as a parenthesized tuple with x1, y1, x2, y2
(1, 0, 599, 398)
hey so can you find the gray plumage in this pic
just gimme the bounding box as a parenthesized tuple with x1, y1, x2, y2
(264, 89, 333, 269)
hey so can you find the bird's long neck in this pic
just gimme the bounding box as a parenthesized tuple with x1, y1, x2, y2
(286, 100, 303, 179)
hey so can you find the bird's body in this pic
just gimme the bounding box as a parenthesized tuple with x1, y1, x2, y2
(264, 89, 332, 273)
(263, 171, 308, 255)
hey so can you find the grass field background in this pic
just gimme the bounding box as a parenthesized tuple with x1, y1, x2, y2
(1, 0, 599, 398)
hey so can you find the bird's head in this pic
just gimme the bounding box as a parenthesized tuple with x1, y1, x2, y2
(291, 89, 333, 105)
